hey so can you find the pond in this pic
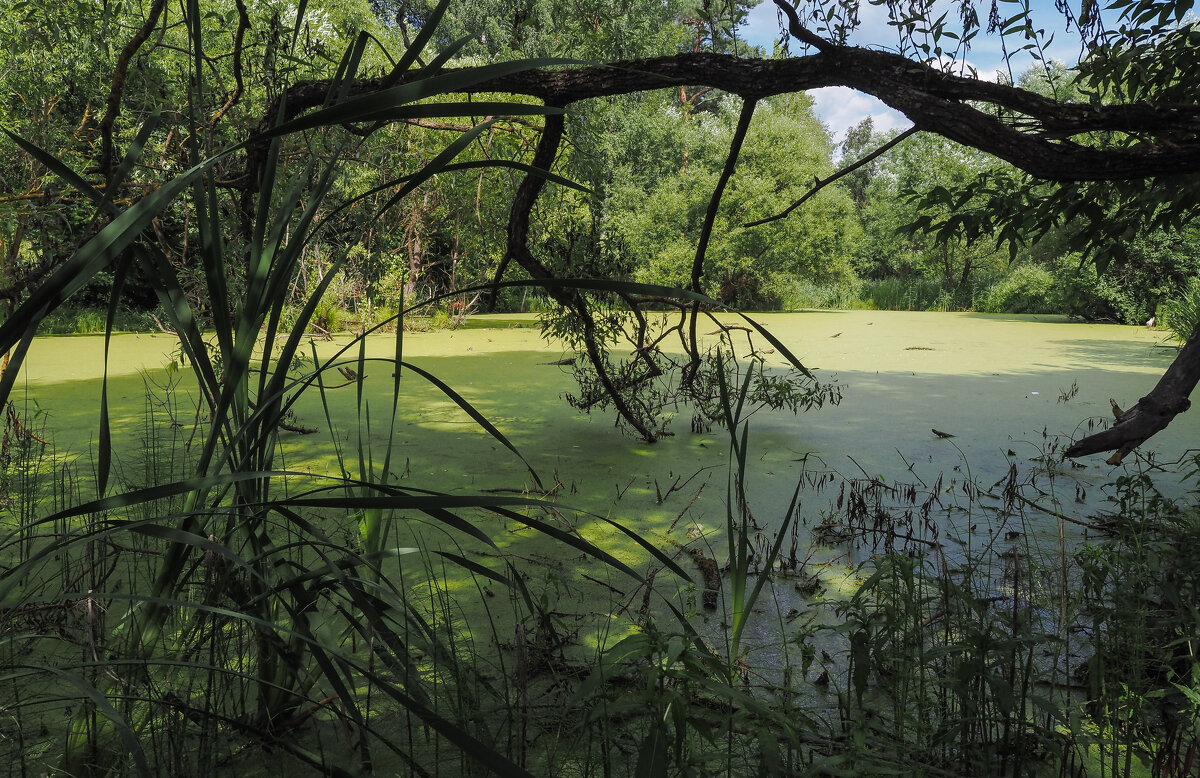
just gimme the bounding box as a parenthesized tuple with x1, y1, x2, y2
(14, 310, 1192, 529)
(10, 309, 1194, 603)
(6, 309, 1196, 775)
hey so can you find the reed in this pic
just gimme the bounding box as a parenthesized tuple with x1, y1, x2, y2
(1, 4, 1198, 775)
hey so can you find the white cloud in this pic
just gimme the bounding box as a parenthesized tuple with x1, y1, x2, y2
(810, 87, 909, 144)
(740, 2, 783, 52)
(738, 1, 1094, 143)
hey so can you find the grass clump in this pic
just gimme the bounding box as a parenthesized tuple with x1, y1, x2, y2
(1161, 277, 1200, 343)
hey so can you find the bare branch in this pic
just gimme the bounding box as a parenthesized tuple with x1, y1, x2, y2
(211, 0, 251, 126)
(746, 126, 919, 228)
(685, 97, 757, 384)
(251, 51, 1200, 189)
(98, 0, 167, 181)
(773, 0, 835, 52)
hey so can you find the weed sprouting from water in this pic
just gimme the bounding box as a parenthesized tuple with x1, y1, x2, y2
(5, 361, 1200, 775)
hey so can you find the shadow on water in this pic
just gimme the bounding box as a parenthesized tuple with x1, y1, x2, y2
(1048, 336, 1181, 371)
(10, 316, 1200, 732)
(16, 320, 1199, 554)
(11, 312, 1197, 585)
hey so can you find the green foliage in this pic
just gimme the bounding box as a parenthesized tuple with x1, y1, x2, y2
(766, 276, 868, 310)
(1076, 467, 1200, 774)
(34, 306, 156, 335)
(1041, 232, 1200, 323)
(607, 94, 859, 308)
(415, 0, 710, 59)
(902, 26, 1200, 281)
(1162, 277, 1200, 343)
(857, 132, 1008, 301)
(978, 263, 1058, 314)
(861, 277, 957, 311)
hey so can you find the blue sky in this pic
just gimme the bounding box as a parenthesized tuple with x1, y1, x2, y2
(737, 0, 1107, 143)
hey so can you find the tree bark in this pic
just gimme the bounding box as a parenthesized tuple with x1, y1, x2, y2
(1064, 320, 1200, 462)
(249, 50, 1200, 190)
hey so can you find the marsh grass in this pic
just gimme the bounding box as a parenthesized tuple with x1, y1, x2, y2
(0, 2, 660, 773)
(1162, 278, 1200, 345)
(1, 4, 1199, 776)
(5, 349, 1200, 776)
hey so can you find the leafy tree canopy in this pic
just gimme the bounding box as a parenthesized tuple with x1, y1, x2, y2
(5, 0, 1200, 455)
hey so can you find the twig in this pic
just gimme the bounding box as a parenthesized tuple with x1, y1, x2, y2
(97, 0, 167, 179)
(149, 312, 176, 335)
(745, 127, 918, 227)
(210, 0, 250, 126)
(772, 0, 835, 52)
(1013, 492, 1099, 529)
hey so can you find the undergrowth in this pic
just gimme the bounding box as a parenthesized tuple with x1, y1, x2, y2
(3, 378, 1200, 776)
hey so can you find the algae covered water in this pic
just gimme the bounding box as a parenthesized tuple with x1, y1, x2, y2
(12, 310, 1194, 559)
(7, 310, 1198, 776)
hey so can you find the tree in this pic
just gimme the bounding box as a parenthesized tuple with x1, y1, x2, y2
(12, 0, 1200, 449)
(607, 92, 857, 307)
(855, 131, 1008, 302)
(248, 0, 1200, 456)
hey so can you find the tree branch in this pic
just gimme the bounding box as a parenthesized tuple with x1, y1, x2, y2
(772, 0, 835, 52)
(210, 0, 250, 127)
(499, 113, 658, 441)
(685, 97, 757, 385)
(245, 47, 1200, 456)
(97, 0, 167, 181)
(1064, 320, 1200, 462)
(746, 126, 919, 228)
(250, 50, 1200, 190)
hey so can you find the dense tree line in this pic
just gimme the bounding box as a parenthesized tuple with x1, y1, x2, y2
(4, 0, 1195, 335)
(3, 0, 1200, 452)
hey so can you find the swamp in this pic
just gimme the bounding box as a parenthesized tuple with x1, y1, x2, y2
(3, 0, 1200, 774)
(4, 311, 1200, 776)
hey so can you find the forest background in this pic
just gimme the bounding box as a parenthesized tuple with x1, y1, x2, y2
(4, 0, 1196, 338)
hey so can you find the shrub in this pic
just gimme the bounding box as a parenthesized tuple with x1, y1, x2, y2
(978, 263, 1057, 314)
(1161, 276, 1200, 343)
(861, 277, 948, 311)
(768, 276, 867, 310)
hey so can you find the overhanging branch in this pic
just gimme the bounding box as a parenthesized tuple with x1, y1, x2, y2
(250, 50, 1200, 189)
(1064, 321, 1200, 462)
(746, 126, 919, 228)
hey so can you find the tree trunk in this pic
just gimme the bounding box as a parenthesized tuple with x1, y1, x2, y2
(1064, 320, 1200, 462)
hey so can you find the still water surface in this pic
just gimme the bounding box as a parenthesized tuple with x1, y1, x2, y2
(13, 310, 1197, 659)
(13, 310, 1195, 566)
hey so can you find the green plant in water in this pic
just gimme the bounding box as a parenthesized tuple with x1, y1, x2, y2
(567, 346, 820, 776)
(1162, 277, 1200, 344)
(0, 4, 654, 774)
(1075, 466, 1200, 777)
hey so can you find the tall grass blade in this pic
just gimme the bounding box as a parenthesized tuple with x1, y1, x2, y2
(400, 360, 543, 489)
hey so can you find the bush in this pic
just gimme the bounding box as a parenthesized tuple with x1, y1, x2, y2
(773, 278, 867, 310)
(35, 306, 158, 334)
(1161, 276, 1200, 343)
(1046, 234, 1200, 323)
(861, 277, 949, 311)
(310, 299, 343, 333)
(1046, 253, 1123, 321)
(978, 263, 1057, 314)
